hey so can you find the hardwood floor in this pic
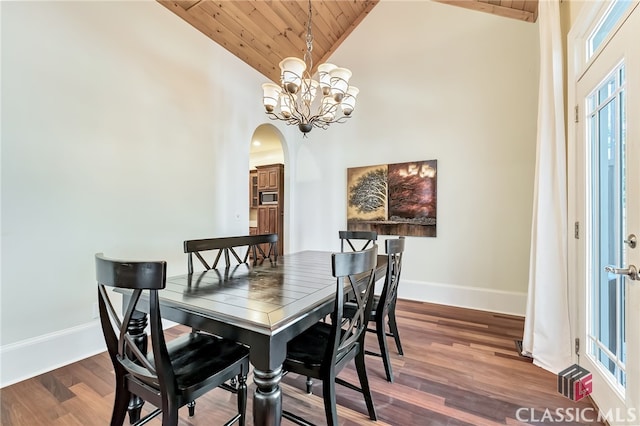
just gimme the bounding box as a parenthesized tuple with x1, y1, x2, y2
(1, 300, 604, 425)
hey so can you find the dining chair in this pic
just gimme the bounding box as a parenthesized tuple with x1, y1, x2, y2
(348, 236, 406, 382)
(282, 246, 378, 426)
(95, 253, 249, 426)
(302, 229, 379, 395)
(338, 230, 377, 252)
(184, 233, 277, 273)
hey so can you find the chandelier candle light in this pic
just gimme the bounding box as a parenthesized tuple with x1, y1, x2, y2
(261, 0, 359, 136)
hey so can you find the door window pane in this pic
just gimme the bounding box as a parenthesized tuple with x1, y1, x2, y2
(588, 63, 626, 390)
(588, 0, 634, 60)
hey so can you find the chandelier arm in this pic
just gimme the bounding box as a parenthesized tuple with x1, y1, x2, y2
(283, 91, 311, 124)
(297, 70, 315, 120)
(266, 112, 302, 127)
(313, 121, 330, 131)
(329, 116, 352, 125)
(309, 114, 351, 128)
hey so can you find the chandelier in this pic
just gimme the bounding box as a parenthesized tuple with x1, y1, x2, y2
(261, 0, 359, 136)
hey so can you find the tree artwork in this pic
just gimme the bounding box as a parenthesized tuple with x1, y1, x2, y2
(346, 160, 437, 237)
(388, 161, 436, 224)
(348, 168, 387, 216)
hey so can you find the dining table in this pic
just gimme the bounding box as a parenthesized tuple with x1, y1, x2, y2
(121, 249, 387, 426)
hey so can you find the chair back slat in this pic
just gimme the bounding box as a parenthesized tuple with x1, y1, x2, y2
(228, 247, 244, 264)
(184, 234, 278, 273)
(338, 230, 377, 252)
(330, 246, 377, 364)
(377, 237, 405, 321)
(194, 252, 212, 271)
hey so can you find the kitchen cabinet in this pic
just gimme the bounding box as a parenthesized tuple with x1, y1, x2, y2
(257, 164, 282, 191)
(257, 206, 278, 235)
(249, 170, 258, 208)
(255, 163, 284, 255)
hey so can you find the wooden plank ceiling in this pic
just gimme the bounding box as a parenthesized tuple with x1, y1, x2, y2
(158, 0, 538, 84)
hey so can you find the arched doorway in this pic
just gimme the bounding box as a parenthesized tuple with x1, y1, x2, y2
(249, 124, 286, 255)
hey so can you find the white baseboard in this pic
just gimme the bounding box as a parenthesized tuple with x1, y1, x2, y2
(0, 320, 107, 388)
(1, 282, 525, 388)
(398, 279, 527, 317)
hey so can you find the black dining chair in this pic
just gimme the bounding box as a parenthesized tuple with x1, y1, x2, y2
(347, 236, 406, 382)
(282, 246, 378, 426)
(184, 233, 277, 273)
(303, 229, 379, 395)
(95, 253, 249, 426)
(338, 230, 377, 252)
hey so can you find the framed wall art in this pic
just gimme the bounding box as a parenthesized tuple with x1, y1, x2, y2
(347, 160, 437, 237)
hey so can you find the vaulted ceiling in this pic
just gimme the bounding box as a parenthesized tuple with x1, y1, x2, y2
(158, 0, 538, 84)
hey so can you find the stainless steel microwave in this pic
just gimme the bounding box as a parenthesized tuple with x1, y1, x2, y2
(260, 192, 278, 205)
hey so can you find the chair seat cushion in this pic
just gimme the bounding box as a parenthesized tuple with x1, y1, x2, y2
(285, 319, 362, 378)
(285, 322, 333, 368)
(344, 299, 378, 320)
(148, 332, 248, 391)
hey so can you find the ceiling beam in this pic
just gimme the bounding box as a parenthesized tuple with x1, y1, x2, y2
(433, 0, 538, 23)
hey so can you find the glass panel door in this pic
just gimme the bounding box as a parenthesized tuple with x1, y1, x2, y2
(573, 3, 640, 423)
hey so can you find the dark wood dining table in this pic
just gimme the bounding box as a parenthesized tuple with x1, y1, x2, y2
(122, 250, 386, 426)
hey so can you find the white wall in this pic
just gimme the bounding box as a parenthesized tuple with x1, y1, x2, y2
(0, 1, 268, 385)
(0, 0, 539, 386)
(288, 1, 539, 313)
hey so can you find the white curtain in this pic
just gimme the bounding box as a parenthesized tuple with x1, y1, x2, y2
(522, 0, 573, 374)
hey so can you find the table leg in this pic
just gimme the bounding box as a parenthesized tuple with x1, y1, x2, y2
(252, 366, 283, 426)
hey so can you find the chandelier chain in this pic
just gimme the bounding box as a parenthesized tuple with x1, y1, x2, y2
(304, 0, 313, 69)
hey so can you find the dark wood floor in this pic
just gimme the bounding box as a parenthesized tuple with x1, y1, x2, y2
(1, 300, 604, 425)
